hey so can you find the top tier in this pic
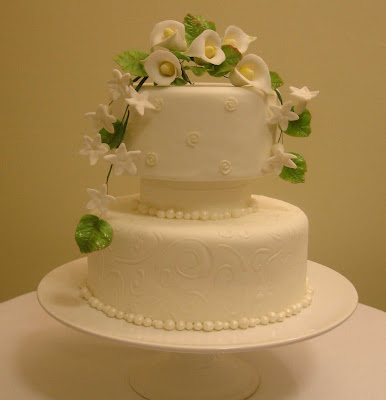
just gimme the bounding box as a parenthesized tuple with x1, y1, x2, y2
(124, 84, 276, 181)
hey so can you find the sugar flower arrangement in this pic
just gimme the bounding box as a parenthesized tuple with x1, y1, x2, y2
(75, 14, 318, 253)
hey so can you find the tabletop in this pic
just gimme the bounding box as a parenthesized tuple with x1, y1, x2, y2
(0, 292, 385, 400)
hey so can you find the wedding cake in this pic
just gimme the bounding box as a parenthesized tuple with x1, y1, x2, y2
(76, 15, 319, 332)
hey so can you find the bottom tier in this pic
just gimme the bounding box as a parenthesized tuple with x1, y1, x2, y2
(85, 195, 312, 331)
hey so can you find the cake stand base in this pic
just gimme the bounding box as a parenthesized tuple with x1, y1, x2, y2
(130, 352, 258, 400)
(37, 259, 358, 399)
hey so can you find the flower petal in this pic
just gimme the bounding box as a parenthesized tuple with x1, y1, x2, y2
(183, 30, 225, 65)
(150, 20, 187, 52)
(143, 50, 182, 85)
(222, 25, 256, 54)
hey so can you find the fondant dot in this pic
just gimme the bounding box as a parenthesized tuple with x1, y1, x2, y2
(134, 314, 144, 325)
(203, 321, 214, 332)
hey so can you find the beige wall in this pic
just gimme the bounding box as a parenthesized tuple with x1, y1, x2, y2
(0, 0, 385, 310)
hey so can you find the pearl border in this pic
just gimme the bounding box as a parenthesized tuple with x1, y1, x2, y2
(134, 199, 258, 221)
(79, 283, 313, 332)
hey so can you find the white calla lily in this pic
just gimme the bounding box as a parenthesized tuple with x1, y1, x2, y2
(143, 50, 182, 86)
(229, 54, 272, 94)
(222, 25, 256, 54)
(183, 30, 226, 65)
(150, 20, 188, 52)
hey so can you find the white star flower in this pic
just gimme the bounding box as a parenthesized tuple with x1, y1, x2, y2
(125, 86, 156, 116)
(289, 86, 319, 114)
(262, 143, 297, 175)
(222, 25, 256, 54)
(79, 134, 110, 166)
(107, 69, 132, 100)
(86, 184, 116, 216)
(267, 101, 299, 131)
(103, 143, 141, 176)
(84, 104, 117, 133)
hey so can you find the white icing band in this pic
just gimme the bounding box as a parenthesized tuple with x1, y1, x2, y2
(135, 200, 258, 220)
(80, 283, 313, 331)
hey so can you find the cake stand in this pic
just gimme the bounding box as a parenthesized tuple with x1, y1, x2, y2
(37, 259, 357, 400)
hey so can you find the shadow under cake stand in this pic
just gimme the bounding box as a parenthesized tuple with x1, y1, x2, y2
(37, 259, 358, 400)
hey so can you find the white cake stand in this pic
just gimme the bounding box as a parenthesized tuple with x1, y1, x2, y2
(37, 259, 357, 400)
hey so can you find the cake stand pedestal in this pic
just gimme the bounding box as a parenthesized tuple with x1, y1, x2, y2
(37, 259, 357, 400)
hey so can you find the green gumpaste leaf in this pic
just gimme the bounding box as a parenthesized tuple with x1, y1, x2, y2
(171, 77, 187, 86)
(270, 71, 284, 90)
(171, 51, 190, 62)
(285, 109, 312, 137)
(99, 119, 127, 149)
(188, 66, 208, 76)
(113, 50, 149, 77)
(75, 214, 113, 253)
(208, 45, 242, 77)
(280, 152, 307, 184)
(184, 14, 216, 46)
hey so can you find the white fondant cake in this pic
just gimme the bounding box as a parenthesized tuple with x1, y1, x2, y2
(77, 15, 319, 331)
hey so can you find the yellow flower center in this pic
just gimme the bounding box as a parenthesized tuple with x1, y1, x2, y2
(239, 66, 255, 81)
(159, 61, 175, 76)
(164, 28, 175, 38)
(205, 45, 217, 59)
(223, 38, 237, 47)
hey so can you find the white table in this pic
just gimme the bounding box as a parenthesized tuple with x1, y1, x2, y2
(0, 292, 384, 400)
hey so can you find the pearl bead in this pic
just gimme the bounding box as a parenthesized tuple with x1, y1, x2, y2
(143, 317, 153, 327)
(200, 210, 209, 220)
(183, 212, 191, 220)
(166, 209, 175, 219)
(134, 314, 144, 325)
(218, 212, 224, 220)
(124, 313, 134, 323)
(277, 312, 286, 322)
(193, 322, 203, 331)
(176, 321, 186, 331)
(210, 212, 219, 221)
(239, 317, 249, 329)
(89, 297, 98, 307)
(223, 322, 230, 330)
(240, 208, 247, 216)
(301, 298, 309, 308)
(185, 322, 194, 330)
(116, 310, 125, 319)
(80, 287, 89, 298)
(164, 319, 176, 331)
(249, 318, 258, 327)
(255, 318, 261, 325)
(285, 307, 293, 317)
(148, 208, 156, 216)
(214, 321, 223, 331)
(229, 320, 239, 330)
(260, 316, 269, 325)
(267, 312, 277, 323)
(223, 211, 231, 219)
(107, 307, 117, 318)
(156, 210, 166, 218)
(153, 320, 164, 329)
(296, 302, 303, 312)
(305, 294, 312, 302)
(247, 207, 253, 214)
(96, 302, 104, 311)
(191, 211, 200, 220)
(103, 305, 111, 314)
(203, 321, 214, 332)
(138, 203, 148, 214)
(175, 211, 184, 219)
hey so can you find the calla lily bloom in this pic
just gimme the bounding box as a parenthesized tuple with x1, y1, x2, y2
(222, 25, 256, 54)
(183, 30, 226, 65)
(150, 20, 188, 52)
(229, 54, 272, 94)
(143, 50, 182, 86)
